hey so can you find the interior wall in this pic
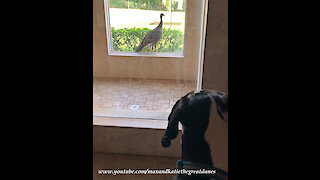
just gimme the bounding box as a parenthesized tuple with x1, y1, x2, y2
(202, 0, 228, 172)
(202, 0, 228, 92)
(93, 125, 181, 158)
(93, 0, 205, 81)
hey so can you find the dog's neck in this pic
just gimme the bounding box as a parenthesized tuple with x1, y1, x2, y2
(181, 129, 213, 166)
(180, 96, 227, 168)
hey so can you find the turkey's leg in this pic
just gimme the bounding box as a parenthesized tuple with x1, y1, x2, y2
(155, 44, 157, 52)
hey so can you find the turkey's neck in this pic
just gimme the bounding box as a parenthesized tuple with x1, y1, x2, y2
(157, 16, 163, 29)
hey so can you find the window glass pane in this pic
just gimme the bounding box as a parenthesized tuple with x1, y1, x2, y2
(107, 0, 186, 55)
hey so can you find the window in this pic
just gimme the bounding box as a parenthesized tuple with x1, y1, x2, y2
(104, 0, 187, 57)
(94, 0, 208, 123)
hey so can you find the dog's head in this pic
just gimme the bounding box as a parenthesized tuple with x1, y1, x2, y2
(161, 90, 228, 148)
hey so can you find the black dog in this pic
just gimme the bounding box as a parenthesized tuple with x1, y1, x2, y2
(161, 90, 228, 180)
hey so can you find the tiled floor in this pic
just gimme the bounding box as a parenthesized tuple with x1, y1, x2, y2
(93, 77, 196, 119)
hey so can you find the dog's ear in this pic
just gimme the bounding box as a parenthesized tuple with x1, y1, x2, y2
(161, 97, 188, 148)
(211, 92, 228, 120)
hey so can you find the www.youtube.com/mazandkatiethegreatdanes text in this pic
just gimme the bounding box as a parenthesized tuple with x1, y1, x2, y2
(98, 168, 216, 176)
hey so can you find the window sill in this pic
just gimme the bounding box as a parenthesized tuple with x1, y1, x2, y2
(108, 51, 184, 58)
(93, 115, 182, 130)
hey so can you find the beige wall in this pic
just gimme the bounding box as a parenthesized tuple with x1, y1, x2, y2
(202, 0, 228, 172)
(93, 125, 182, 158)
(202, 0, 228, 92)
(93, 0, 205, 81)
(205, 97, 228, 172)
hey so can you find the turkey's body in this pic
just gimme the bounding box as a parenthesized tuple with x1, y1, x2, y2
(136, 13, 164, 52)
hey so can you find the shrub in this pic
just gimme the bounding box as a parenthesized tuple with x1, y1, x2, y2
(110, 0, 168, 11)
(111, 27, 184, 53)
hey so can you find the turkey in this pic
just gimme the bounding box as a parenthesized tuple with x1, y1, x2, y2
(136, 13, 165, 52)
